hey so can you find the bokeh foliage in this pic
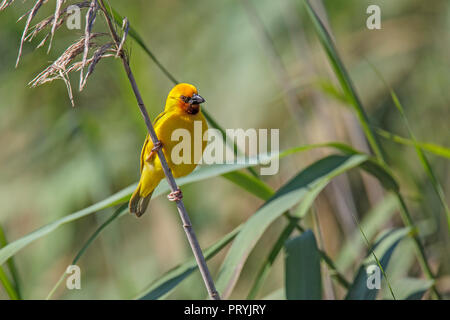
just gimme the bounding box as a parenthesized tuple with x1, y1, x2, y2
(0, 0, 449, 299)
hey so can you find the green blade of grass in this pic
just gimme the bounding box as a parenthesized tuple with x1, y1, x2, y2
(0, 225, 20, 300)
(46, 203, 128, 300)
(376, 127, 450, 159)
(0, 143, 365, 267)
(133, 146, 358, 299)
(215, 154, 370, 298)
(369, 63, 450, 232)
(285, 230, 322, 300)
(0, 161, 267, 267)
(345, 228, 410, 300)
(135, 225, 241, 300)
(143, 165, 353, 300)
(247, 218, 298, 300)
(247, 179, 349, 300)
(0, 185, 133, 266)
(382, 278, 434, 300)
(132, 151, 396, 299)
(336, 193, 398, 271)
(0, 143, 388, 300)
(216, 151, 399, 298)
(0, 266, 18, 300)
(223, 171, 274, 201)
(303, 0, 384, 160)
(303, 0, 441, 298)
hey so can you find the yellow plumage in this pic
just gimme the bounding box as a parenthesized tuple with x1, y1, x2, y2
(129, 83, 208, 217)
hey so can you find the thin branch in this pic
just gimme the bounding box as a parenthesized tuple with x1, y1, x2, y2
(115, 17, 129, 58)
(47, 0, 65, 53)
(80, 0, 98, 91)
(97, 0, 220, 300)
(16, 0, 45, 67)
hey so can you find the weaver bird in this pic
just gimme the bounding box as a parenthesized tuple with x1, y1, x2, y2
(129, 83, 208, 217)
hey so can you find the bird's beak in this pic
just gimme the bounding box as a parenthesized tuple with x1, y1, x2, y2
(190, 93, 206, 105)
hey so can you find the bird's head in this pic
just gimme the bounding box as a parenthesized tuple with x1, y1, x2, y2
(166, 83, 206, 114)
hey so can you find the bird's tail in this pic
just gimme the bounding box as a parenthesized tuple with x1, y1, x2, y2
(129, 183, 153, 217)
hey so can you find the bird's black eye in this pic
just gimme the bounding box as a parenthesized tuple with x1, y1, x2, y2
(180, 95, 190, 103)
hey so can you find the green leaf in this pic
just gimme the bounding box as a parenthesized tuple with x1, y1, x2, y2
(0, 266, 18, 300)
(215, 154, 369, 298)
(0, 225, 20, 300)
(376, 128, 450, 159)
(383, 278, 434, 300)
(0, 160, 269, 267)
(0, 143, 367, 267)
(285, 230, 322, 300)
(46, 204, 128, 300)
(222, 171, 274, 201)
(345, 228, 411, 300)
(0, 185, 132, 266)
(247, 219, 298, 300)
(303, 1, 440, 299)
(135, 153, 393, 299)
(368, 63, 450, 232)
(303, 0, 384, 160)
(359, 161, 398, 192)
(134, 225, 241, 300)
(336, 193, 398, 271)
(314, 79, 349, 105)
(246, 180, 329, 300)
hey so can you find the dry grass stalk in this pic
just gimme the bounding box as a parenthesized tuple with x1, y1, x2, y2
(29, 33, 108, 106)
(79, 42, 113, 89)
(0, 0, 18, 11)
(24, 2, 90, 47)
(80, 0, 98, 90)
(115, 17, 129, 58)
(16, 0, 47, 67)
(47, 0, 65, 52)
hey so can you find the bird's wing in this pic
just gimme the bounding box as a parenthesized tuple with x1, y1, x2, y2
(139, 111, 167, 172)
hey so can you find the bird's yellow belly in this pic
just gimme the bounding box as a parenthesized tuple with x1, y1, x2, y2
(155, 112, 208, 178)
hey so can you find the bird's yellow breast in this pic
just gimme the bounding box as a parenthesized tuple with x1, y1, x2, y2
(151, 108, 208, 178)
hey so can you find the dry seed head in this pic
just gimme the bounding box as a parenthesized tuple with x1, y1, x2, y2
(3, 0, 128, 106)
(29, 33, 107, 106)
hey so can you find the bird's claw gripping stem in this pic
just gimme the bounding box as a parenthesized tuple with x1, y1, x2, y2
(168, 188, 183, 201)
(152, 140, 163, 152)
(146, 141, 163, 161)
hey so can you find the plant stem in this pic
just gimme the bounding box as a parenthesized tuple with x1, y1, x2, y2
(98, 1, 220, 300)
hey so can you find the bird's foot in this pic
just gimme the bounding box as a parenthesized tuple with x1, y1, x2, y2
(151, 140, 163, 152)
(168, 188, 183, 201)
(146, 141, 163, 161)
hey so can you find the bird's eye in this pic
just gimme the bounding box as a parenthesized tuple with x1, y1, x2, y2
(180, 95, 190, 103)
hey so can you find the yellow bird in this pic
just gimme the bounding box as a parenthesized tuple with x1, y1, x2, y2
(129, 83, 208, 217)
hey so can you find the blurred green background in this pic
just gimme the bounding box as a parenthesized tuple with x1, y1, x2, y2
(0, 0, 449, 299)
